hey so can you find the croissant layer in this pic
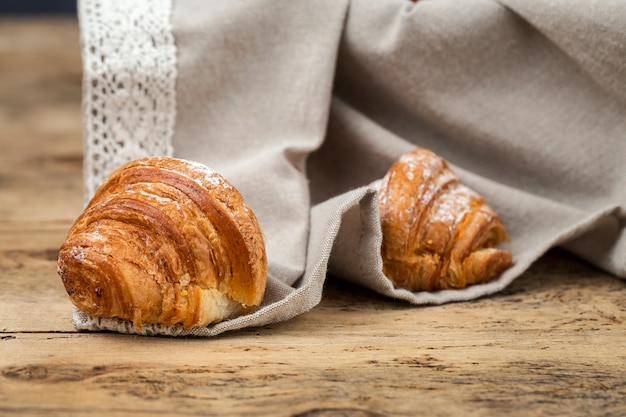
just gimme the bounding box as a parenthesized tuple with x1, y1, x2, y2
(378, 148, 513, 292)
(57, 156, 267, 329)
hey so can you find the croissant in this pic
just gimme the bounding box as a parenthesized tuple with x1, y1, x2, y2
(57, 156, 267, 330)
(378, 148, 512, 292)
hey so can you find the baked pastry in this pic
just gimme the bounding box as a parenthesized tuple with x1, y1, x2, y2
(57, 156, 267, 330)
(378, 148, 512, 291)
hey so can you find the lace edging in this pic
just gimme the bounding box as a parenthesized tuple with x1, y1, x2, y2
(79, 0, 177, 202)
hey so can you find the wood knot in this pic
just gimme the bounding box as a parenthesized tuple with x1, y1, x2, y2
(292, 408, 386, 417)
(2, 365, 48, 381)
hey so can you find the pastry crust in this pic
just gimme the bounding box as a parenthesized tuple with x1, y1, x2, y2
(57, 156, 267, 329)
(378, 148, 512, 291)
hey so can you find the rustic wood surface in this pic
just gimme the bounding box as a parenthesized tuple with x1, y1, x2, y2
(1, 17, 625, 417)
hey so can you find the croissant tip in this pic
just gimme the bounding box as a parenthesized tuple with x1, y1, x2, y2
(465, 247, 513, 285)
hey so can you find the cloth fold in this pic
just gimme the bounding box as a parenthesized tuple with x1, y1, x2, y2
(74, 0, 625, 336)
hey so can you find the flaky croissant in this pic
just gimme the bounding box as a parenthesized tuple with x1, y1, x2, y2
(57, 156, 267, 330)
(378, 148, 512, 292)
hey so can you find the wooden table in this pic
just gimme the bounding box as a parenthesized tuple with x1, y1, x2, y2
(1, 17, 625, 417)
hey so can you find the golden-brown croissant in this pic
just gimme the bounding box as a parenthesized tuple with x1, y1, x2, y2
(57, 156, 267, 330)
(378, 148, 512, 292)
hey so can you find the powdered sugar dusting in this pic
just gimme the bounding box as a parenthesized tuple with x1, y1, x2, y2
(174, 158, 234, 191)
(70, 246, 86, 261)
(430, 184, 475, 228)
(400, 151, 442, 201)
(201, 171, 233, 190)
(87, 229, 106, 243)
(182, 158, 216, 177)
(418, 169, 456, 211)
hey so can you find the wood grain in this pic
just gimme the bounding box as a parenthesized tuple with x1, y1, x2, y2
(0, 17, 625, 417)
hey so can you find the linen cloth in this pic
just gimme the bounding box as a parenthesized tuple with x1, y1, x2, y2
(73, 0, 626, 336)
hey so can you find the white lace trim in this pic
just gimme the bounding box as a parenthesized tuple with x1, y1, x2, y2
(79, 0, 176, 201)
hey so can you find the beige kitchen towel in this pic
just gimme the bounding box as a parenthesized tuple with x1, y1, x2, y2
(72, 0, 625, 336)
